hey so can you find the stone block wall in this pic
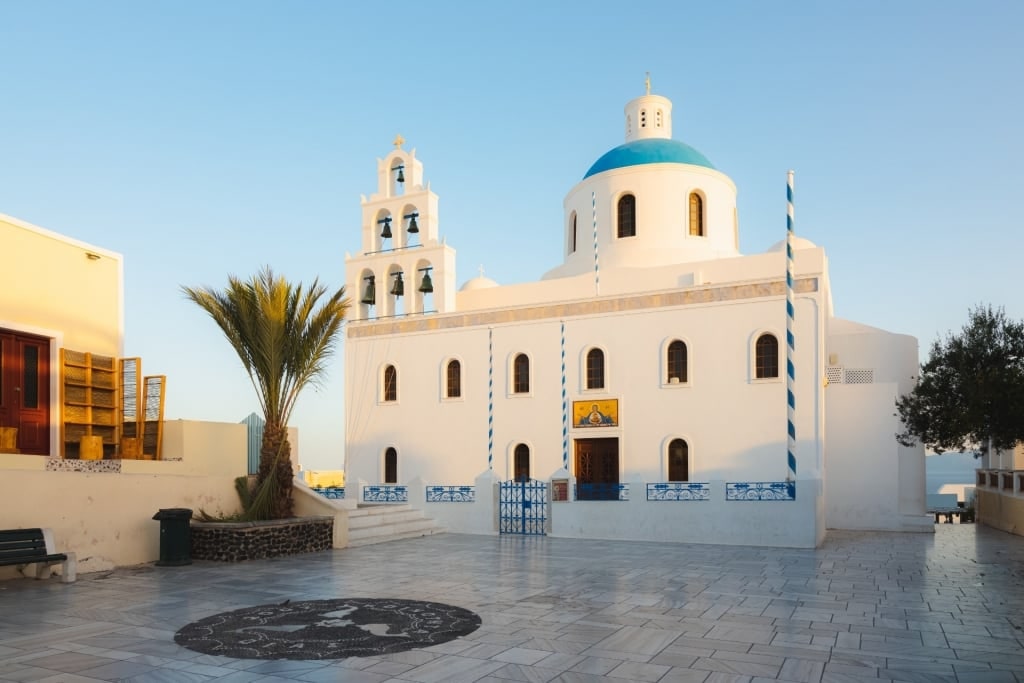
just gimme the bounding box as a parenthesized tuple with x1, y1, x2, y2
(191, 517, 333, 562)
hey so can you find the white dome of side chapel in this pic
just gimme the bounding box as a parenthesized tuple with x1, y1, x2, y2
(460, 275, 499, 291)
(768, 236, 818, 252)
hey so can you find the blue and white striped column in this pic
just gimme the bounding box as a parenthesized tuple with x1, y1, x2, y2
(488, 327, 494, 470)
(561, 321, 568, 470)
(786, 170, 797, 483)
(592, 191, 600, 296)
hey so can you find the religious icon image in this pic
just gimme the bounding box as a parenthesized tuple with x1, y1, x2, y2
(573, 399, 618, 427)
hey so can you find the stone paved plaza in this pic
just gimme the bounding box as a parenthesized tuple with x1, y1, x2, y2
(1, 525, 1023, 683)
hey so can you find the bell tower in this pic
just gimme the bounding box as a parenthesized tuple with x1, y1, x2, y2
(345, 136, 457, 320)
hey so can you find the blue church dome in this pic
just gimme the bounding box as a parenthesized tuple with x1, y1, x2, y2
(584, 138, 715, 179)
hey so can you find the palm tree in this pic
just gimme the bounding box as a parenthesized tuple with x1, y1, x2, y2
(183, 267, 349, 520)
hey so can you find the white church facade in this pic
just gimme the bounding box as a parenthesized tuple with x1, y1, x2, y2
(342, 87, 930, 548)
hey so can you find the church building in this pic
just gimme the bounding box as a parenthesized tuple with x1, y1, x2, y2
(342, 84, 930, 547)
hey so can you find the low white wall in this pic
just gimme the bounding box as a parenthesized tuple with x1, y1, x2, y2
(293, 480, 349, 548)
(0, 419, 249, 577)
(401, 476, 823, 548)
(409, 472, 499, 536)
(549, 479, 822, 548)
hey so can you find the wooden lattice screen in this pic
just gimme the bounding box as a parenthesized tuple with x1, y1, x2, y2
(142, 375, 166, 460)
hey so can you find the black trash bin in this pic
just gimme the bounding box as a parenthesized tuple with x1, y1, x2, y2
(152, 508, 193, 566)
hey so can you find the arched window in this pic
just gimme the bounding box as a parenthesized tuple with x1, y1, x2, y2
(514, 444, 530, 482)
(383, 364, 397, 401)
(640, 109, 647, 128)
(513, 354, 530, 394)
(617, 194, 636, 238)
(446, 360, 461, 398)
(384, 447, 398, 483)
(667, 340, 687, 383)
(656, 109, 663, 127)
(688, 193, 704, 237)
(570, 212, 577, 254)
(755, 334, 779, 379)
(668, 439, 689, 481)
(586, 348, 605, 390)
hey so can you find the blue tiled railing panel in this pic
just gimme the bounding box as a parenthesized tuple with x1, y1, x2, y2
(363, 485, 409, 503)
(725, 481, 796, 501)
(426, 485, 476, 503)
(310, 486, 345, 500)
(646, 482, 710, 501)
(576, 482, 629, 501)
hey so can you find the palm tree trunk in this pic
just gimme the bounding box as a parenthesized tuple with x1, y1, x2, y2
(258, 422, 294, 519)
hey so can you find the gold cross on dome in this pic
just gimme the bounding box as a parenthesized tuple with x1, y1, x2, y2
(645, 72, 651, 95)
(393, 134, 405, 149)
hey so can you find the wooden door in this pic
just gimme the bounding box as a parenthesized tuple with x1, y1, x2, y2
(575, 438, 619, 484)
(0, 330, 51, 455)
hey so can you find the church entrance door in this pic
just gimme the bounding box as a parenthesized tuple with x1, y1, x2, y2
(574, 437, 619, 500)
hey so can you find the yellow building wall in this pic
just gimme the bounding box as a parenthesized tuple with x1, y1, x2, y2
(977, 489, 1024, 537)
(0, 213, 123, 356)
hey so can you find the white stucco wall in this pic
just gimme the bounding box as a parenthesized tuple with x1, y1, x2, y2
(345, 285, 827, 541)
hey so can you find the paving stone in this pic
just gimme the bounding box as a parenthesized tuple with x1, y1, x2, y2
(0, 526, 1022, 682)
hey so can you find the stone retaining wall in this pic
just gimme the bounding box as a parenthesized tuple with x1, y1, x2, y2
(191, 516, 333, 562)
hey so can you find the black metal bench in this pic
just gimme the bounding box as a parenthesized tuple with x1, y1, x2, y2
(0, 528, 77, 583)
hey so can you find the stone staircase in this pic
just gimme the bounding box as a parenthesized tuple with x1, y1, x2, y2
(346, 504, 445, 547)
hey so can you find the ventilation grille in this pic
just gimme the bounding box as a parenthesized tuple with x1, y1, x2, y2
(845, 369, 874, 384)
(826, 366, 875, 385)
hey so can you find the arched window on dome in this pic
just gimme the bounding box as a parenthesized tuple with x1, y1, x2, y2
(656, 109, 663, 128)
(617, 194, 636, 238)
(755, 334, 779, 379)
(688, 193, 705, 237)
(640, 109, 647, 128)
(586, 348, 605, 390)
(569, 211, 577, 254)
(626, 115, 632, 138)
(668, 439, 689, 482)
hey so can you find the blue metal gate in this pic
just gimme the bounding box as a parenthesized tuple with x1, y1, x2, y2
(499, 479, 547, 535)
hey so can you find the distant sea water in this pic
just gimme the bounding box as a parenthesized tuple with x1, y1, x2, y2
(926, 452, 979, 502)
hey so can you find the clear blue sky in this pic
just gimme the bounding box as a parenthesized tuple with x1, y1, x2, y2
(3, 1, 1022, 470)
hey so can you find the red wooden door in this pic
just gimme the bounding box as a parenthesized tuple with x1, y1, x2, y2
(0, 330, 51, 455)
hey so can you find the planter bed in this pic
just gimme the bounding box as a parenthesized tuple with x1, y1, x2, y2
(191, 516, 333, 562)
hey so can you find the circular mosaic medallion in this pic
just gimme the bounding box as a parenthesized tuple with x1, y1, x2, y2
(174, 598, 481, 660)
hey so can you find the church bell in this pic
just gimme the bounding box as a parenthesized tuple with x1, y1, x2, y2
(380, 216, 392, 239)
(390, 272, 404, 297)
(360, 276, 376, 305)
(395, 165, 405, 183)
(418, 269, 433, 294)
(407, 213, 419, 233)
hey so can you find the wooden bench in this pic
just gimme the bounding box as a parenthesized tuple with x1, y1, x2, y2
(0, 528, 77, 583)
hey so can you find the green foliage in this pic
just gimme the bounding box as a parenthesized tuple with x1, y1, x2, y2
(897, 305, 1024, 456)
(183, 267, 350, 519)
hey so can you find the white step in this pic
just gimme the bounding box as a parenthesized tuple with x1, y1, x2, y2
(345, 504, 445, 547)
(346, 526, 447, 547)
